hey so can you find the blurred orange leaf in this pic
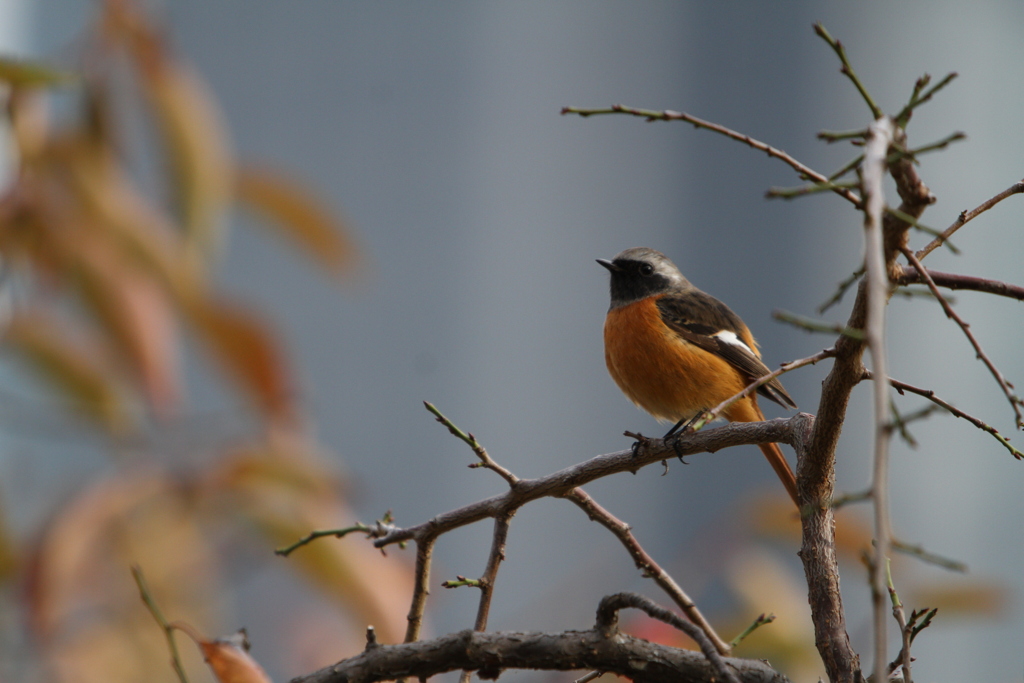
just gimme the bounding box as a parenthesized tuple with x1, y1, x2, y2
(57, 131, 201, 299)
(3, 311, 131, 431)
(235, 167, 357, 274)
(70, 237, 183, 414)
(186, 298, 295, 424)
(207, 444, 413, 644)
(194, 630, 273, 683)
(105, 1, 233, 262)
(910, 579, 1010, 618)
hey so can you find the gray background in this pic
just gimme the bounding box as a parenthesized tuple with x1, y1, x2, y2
(7, 2, 1024, 681)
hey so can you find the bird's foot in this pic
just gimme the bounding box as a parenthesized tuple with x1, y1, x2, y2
(623, 431, 651, 459)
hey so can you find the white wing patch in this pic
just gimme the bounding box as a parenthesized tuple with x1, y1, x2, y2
(712, 330, 755, 355)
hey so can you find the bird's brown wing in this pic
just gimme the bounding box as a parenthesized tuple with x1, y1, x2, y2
(655, 292, 796, 409)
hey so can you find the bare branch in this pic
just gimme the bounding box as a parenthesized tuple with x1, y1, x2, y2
(424, 401, 519, 485)
(886, 560, 915, 683)
(773, 310, 864, 339)
(132, 566, 190, 683)
(813, 23, 883, 119)
(868, 371, 1024, 460)
(561, 104, 862, 208)
(472, 514, 512, 632)
(895, 72, 959, 127)
(596, 593, 741, 683)
(404, 534, 436, 643)
(289, 626, 790, 683)
(862, 116, 896, 683)
(818, 267, 865, 314)
(688, 349, 836, 432)
(916, 180, 1024, 260)
(564, 488, 731, 655)
(374, 418, 804, 552)
(901, 248, 1024, 428)
(894, 266, 1024, 301)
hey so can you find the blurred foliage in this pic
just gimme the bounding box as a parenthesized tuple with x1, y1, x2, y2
(0, 1, 407, 681)
(626, 495, 1009, 681)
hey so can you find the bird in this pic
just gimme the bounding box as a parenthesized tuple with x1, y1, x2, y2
(597, 247, 798, 506)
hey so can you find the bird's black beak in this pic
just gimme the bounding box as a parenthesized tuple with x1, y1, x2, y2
(596, 258, 620, 273)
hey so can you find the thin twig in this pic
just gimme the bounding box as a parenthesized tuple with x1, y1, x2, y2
(275, 521, 386, 557)
(424, 401, 519, 485)
(916, 180, 1024, 260)
(773, 310, 864, 339)
(561, 104, 862, 208)
(729, 613, 776, 649)
(873, 372, 1024, 460)
(564, 487, 732, 655)
(899, 131, 966, 159)
(818, 267, 865, 314)
(813, 23, 883, 120)
(892, 539, 968, 573)
(829, 489, 872, 510)
(885, 207, 959, 253)
(828, 153, 865, 182)
(131, 565, 190, 683)
(901, 247, 1024, 428)
(886, 559, 914, 683)
(687, 348, 836, 433)
(895, 72, 959, 128)
(766, 179, 859, 200)
(862, 116, 895, 683)
(817, 128, 868, 143)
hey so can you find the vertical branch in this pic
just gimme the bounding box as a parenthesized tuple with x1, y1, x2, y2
(404, 533, 437, 643)
(458, 514, 513, 683)
(796, 410, 861, 683)
(862, 116, 895, 683)
(132, 565, 190, 683)
(473, 513, 513, 631)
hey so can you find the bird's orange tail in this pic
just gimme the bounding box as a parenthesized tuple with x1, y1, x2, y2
(725, 397, 799, 508)
(759, 441, 798, 507)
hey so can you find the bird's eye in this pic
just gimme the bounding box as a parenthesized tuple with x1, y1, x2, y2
(639, 263, 655, 276)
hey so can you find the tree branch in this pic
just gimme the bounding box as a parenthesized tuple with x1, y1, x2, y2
(862, 116, 896, 683)
(894, 266, 1024, 301)
(901, 248, 1024, 428)
(915, 180, 1024, 260)
(560, 104, 862, 208)
(290, 595, 791, 683)
(564, 488, 731, 655)
(872, 372, 1024, 460)
(374, 418, 804, 551)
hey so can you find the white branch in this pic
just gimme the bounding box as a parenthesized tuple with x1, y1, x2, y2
(862, 115, 895, 683)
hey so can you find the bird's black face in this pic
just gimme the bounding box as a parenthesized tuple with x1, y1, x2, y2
(598, 250, 684, 309)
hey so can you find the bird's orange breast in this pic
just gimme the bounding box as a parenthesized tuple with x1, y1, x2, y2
(604, 298, 750, 422)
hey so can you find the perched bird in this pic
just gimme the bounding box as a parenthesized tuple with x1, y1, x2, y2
(598, 247, 798, 505)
